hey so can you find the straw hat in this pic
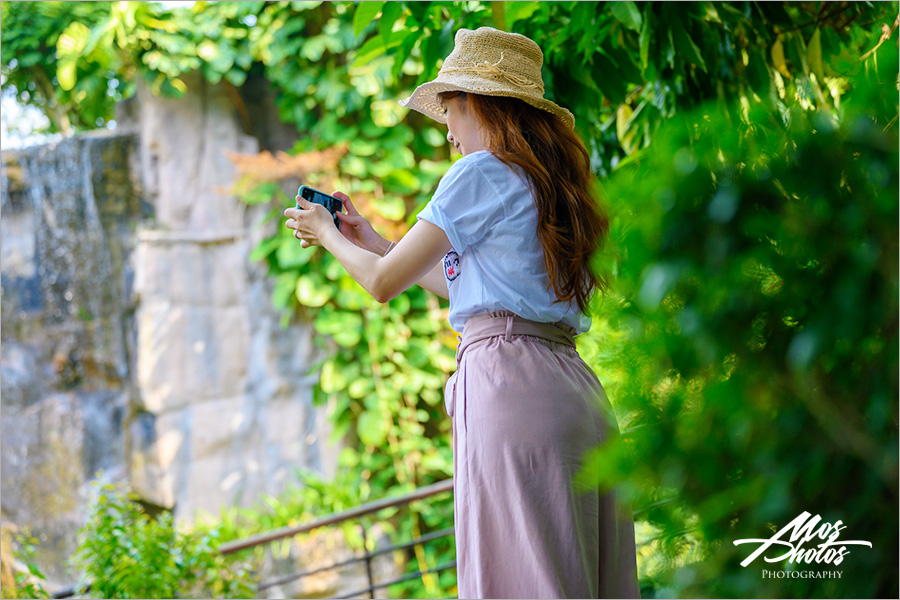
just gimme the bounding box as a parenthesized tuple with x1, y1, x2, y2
(398, 27, 575, 129)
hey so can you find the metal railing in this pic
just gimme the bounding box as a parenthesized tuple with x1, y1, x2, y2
(220, 478, 456, 599)
(50, 479, 456, 599)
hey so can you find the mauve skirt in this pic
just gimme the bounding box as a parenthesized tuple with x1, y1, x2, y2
(444, 311, 641, 599)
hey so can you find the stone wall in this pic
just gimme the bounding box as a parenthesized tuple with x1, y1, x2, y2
(1, 130, 142, 582)
(127, 72, 338, 519)
(0, 71, 339, 586)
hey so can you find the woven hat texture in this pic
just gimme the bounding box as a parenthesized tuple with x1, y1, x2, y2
(398, 27, 575, 129)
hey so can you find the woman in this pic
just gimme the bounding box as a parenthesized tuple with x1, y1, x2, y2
(285, 26, 641, 599)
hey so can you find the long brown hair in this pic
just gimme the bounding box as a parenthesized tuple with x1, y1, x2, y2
(437, 91, 609, 313)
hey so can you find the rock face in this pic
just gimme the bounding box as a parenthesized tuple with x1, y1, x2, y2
(128, 72, 337, 520)
(0, 71, 338, 586)
(1, 131, 139, 583)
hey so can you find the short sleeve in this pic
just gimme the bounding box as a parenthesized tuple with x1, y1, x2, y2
(416, 154, 505, 254)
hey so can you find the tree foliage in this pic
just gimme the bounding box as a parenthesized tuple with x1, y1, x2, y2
(1, 0, 114, 134)
(583, 59, 898, 597)
(2, 1, 898, 598)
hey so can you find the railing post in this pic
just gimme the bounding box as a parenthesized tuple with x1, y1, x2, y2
(360, 523, 375, 599)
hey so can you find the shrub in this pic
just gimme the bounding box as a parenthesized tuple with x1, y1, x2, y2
(71, 482, 254, 599)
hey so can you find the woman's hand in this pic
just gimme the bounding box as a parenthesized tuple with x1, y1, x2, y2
(284, 197, 336, 248)
(332, 191, 391, 254)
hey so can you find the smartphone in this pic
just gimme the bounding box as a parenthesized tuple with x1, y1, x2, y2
(297, 185, 343, 231)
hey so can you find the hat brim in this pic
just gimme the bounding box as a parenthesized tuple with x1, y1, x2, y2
(399, 78, 575, 130)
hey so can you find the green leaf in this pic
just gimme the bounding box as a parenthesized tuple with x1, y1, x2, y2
(807, 28, 823, 80)
(319, 359, 345, 393)
(332, 326, 362, 348)
(406, 1, 432, 26)
(422, 20, 454, 81)
(373, 194, 407, 220)
(384, 169, 418, 194)
(639, 3, 652, 71)
(315, 308, 363, 348)
(380, 1, 402, 45)
(358, 410, 388, 446)
(771, 36, 790, 78)
(672, 16, 707, 73)
(57, 60, 77, 91)
(389, 293, 411, 315)
(349, 138, 379, 156)
(295, 273, 331, 307)
(422, 127, 446, 147)
(610, 1, 642, 32)
(353, 1, 384, 38)
(616, 104, 636, 154)
(663, 25, 675, 69)
(348, 377, 373, 399)
(352, 28, 411, 67)
(57, 21, 91, 56)
(275, 237, 315, 268)
(505, 1, 540, 26)
(391, 25, 420, 82)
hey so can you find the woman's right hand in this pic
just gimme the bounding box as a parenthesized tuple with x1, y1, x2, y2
(331, 191, 391, 254)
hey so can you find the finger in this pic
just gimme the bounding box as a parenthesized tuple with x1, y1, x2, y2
(300, 239, 311, 248)
(293, 229, 302, 240)
(296, 197, 314, 210)
(332, 191, 358, 216)
(284, 206, 301, 219)
(284, 218, 298, 230)
(334, 211, 360, 223)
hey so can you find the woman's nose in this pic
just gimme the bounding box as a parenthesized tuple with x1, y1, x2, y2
(446, 131, 454, 143)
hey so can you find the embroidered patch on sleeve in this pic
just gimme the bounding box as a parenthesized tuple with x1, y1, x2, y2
(442, 250, 461, 282)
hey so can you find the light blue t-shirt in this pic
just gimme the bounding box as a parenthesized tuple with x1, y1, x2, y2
(417, 150, 593, 335)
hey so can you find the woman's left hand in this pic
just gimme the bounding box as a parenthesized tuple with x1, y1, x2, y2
(284, 197, 334, 248)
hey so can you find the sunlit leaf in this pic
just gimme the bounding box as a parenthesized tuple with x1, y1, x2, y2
(353, 1, 384, 38)
(616, 103, 636, 153)
(379, 1, 402, 45)
(771, 36, 790, 78)
(807, 28, 823, 80)
(57, 60, 77, 91)
(505, 1, 540, 26)
(295, 273, 331, 307)
(357, 410, 388, 447)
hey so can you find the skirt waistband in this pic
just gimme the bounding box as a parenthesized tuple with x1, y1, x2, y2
(456, 311, 576, 364)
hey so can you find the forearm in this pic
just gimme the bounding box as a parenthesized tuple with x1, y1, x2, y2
(368, 235, 393, 256)
(370, 235, 448, 299)
(321, 228, 390, 301)
(318, 220, 452, 304)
